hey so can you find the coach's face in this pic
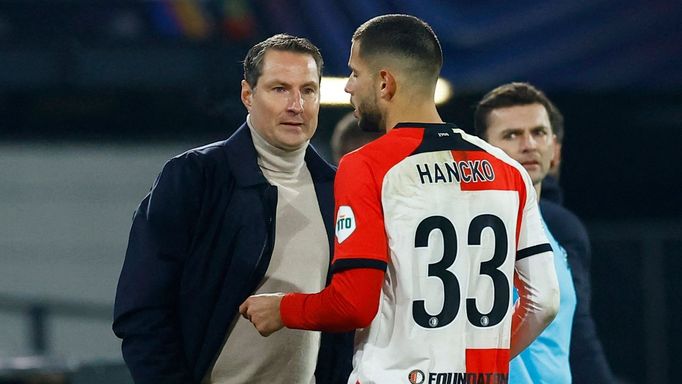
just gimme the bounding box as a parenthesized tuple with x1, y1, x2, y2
(345, 41, 384, 133)
(241, 49, 320, 151)
(485, 103, 555, 186)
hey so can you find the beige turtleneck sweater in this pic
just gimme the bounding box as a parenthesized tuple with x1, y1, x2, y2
(205, 118, 329, 384)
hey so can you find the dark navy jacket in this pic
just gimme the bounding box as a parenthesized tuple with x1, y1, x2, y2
(541, 176, 616, 383)
(113, 124, 352, 384)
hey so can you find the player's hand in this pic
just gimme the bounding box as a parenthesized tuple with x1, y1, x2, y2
(239, 293, 285, 337)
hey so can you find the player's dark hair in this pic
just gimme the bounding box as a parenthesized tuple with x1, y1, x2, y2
(474, 82, 564, 141)
(243, 34, 323, 88)
(352, 14, 442, 83)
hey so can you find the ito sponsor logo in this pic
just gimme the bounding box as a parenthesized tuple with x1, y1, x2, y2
(335, 205, 356, 243)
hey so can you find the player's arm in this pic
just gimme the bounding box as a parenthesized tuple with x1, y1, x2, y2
(240, 266, 384, 336)
(241, 153, 387, 334)
(281, 266, 385, 331)
(509, 181, 560, 358)
(510, 248, 559, 357)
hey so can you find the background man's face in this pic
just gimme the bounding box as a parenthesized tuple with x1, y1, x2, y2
(484, 103, 555, 185)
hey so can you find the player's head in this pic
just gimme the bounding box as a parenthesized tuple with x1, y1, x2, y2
(345, 14, 443, 132)
(474, 82, 562, 186)
(241, 34, 324, 151)
(330, 112, 383, 164)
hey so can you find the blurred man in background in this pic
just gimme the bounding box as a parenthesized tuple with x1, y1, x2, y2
(537, 92, 618, 383)
(475, 82, 612, 383)
(329, 112, 382, 164)
(113, 34, 351, 384)
(241, 14, 559, 383)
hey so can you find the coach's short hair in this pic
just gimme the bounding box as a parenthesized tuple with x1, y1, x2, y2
(243, 34, 324, 88)
(474, 82, 564, 141)
(352, 14, 442, 83)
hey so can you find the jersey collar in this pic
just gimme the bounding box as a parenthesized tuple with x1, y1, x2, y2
(393, 122, 460, 130)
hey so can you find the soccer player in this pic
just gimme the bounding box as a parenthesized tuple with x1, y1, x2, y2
(240, 15, 559, 383)
(474, 82, 578, 384)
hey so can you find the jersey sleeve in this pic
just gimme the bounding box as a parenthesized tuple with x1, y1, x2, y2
(330, 152, 389, 272)
(280, 267, 384, 332)
(510, 249, 559, 357)
(510, 174, 560, 357)
(279, 152, 388, 331)
(516, 173, 552, 259)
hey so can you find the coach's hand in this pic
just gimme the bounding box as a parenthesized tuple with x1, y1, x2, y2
(239, 293, 285, 336)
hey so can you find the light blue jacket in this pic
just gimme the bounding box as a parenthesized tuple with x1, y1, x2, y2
(509, 218, 577, 384)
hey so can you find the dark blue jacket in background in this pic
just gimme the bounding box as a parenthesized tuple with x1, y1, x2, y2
(541, 176, 616, 383)
(113, 124, 353, 384)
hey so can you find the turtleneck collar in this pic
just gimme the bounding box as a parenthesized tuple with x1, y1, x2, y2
(247, 114, 307, 175)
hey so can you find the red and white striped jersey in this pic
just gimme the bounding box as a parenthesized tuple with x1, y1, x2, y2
(332, 123, 552, 384)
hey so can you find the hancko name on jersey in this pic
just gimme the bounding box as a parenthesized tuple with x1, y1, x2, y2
(416, 160, 495, 185)
(420, 371, 508, 384)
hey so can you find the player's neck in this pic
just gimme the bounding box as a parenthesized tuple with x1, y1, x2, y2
(384, 103, 443, 132)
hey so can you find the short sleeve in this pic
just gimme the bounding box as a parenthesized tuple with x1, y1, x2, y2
(330, 153, 388, 273)
(516, 171, 552, 260)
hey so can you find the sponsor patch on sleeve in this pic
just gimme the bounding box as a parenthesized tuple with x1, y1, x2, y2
(335, 205, 356, 243)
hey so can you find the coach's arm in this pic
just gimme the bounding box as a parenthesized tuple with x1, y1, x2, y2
(113, 156, 202, 384)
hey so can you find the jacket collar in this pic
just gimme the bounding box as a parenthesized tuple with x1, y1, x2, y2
(223, 123, 335, 187)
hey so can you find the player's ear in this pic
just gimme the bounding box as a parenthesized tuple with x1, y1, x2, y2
(241, 80, 254, 110)
(378, 69, 396, 101)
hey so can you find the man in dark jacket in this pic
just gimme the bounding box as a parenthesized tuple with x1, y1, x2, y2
(539, 193, 616, 382)
(541, 129, 617, 382)
(113, 34, 352, 384)
(474, 81, 615, 382)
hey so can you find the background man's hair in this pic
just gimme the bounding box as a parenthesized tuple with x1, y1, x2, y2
(243, 33, 324, 88)
(352, 14, 442, 82)
(330, 112, 383, 163)
(474, 82, 564, 141)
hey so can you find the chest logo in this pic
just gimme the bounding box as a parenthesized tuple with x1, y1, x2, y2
(335, 205, 356, 243)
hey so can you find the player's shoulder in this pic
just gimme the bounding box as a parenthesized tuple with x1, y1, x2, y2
(355, 129, 413, 155)
(456, 129, 534, 186)
(454, 130, 522, 169)
(339, 130, 419, 169)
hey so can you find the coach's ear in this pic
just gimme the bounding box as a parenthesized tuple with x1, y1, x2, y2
(241, 80, 254, 111)
(378, 69, 396, 101)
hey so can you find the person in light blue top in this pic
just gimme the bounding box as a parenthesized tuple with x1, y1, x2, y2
(509, 221, 576, 383)
(475, 82, 577, 383)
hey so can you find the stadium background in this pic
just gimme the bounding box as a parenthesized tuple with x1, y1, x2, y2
(0, 1, 680, 383)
